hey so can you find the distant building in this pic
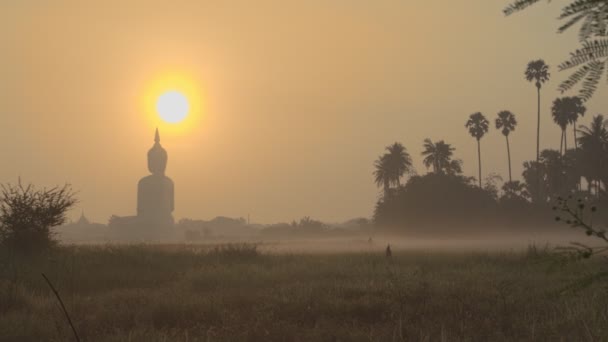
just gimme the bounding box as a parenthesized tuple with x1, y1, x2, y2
(76, 211, 90, 225)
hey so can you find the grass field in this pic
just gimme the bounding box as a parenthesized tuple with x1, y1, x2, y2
(1, 242, 607, 341)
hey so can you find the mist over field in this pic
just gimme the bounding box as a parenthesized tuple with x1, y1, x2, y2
(5, 0, 608, 340)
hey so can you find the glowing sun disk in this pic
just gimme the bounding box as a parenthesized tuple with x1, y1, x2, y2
(157, 91, 189, 123)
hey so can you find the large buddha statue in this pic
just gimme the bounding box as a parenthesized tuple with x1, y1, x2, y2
(137, 129, 174, 225)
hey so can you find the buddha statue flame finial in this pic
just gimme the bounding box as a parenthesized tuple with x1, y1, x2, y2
(148, 128, 167, 175)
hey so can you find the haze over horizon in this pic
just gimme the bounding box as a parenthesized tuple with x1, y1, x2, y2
(1, 1, 607, 224)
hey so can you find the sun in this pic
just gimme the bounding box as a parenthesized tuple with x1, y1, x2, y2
(157, 91, 189, 123)
(142, 70, 204, 134)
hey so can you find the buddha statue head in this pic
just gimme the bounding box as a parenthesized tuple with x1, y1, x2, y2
(148, 128, 168, 175)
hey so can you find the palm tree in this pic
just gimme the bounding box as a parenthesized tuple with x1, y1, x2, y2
(525, 60, 550, 163)
(373, 154, 391, 198)
(465, 112, 490, 187)
(384, 143, 413, 187)
(577, 115, 608, 197)
(374, 143, 413, 198)
(566, 97, 586, 150)
(551, 97, 572, 155)
(421, 139, 455, 174)
(495, 110, 517, 182)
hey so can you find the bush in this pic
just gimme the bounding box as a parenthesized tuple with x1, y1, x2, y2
(0, 182, 77, 253)
(374, 173, 497, 231)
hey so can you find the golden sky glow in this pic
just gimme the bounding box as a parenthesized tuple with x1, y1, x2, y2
(142, 70, 203, 135)
(2, 1, 608, 223)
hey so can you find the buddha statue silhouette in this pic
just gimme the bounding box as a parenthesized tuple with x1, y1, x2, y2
(137, 128, 174, 226)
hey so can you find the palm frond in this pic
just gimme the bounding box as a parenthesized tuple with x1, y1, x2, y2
(558, 12, 588, 33)
(558, 39, 608, 71)
(559, 0, 605, 18)
(558, 64, 591, 93)
(503, 0, 544, 16)
(558, 0, 608, 39)
(580, 60, 605, 100)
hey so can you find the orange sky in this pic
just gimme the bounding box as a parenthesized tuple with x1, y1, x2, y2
(1, 1, 607, 223)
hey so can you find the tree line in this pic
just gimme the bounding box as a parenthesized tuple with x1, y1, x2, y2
(373, 0, 608, 231)
(373, 64, 608, 230)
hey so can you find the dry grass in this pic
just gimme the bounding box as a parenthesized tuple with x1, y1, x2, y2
(1, 243, 607, 341)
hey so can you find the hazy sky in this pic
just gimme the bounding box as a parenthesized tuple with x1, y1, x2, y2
(1, 1, 607, 224)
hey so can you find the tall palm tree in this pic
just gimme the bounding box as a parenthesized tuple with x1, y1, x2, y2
(465, 112, 490, 187)
(421, 139, 455, 174)
(373, 143, 413, 198)
(525, 60, 550, 163)
(577, 115, 608, 197)
(495, 110, 517, 182)
(551, 97, 572, 155)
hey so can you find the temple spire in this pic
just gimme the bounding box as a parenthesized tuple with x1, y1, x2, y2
(155, 128, 160, 144)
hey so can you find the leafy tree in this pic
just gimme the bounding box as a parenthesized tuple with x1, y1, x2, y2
(495, 110, 517, 182)
(523, 149, 579, 203)
(446, 159, 464, 176)
(483, 173, 504, 200)
(502, 180, 529, 201)
(578, 114, 608, 196)
(505, 0, 608, 100)
(421, 139, 456, 175)
(465, 112, 490, 187)
(0, 182, 77, 253)
(373, 173, 496, 231)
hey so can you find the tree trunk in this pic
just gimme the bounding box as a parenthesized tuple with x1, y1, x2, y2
(559, 131, 564, 156)
(384, 180, 389, 199)
(506, 135, 512, 183)
(477, 139, 482, 188)
(536, 86, 540, 162)
(536, 86, 541, 202)
(573, 123, 578, 150)
(564, 128, 568, 153)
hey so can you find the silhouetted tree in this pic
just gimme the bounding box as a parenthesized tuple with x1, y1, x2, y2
(552, 97, 573, 155)
(578, 115, 608, 197)
(552, 97, 586, 155)
(421, 139, 456, 175)
(0, 182, 77, 253)
(373, 154, 391, 198)
(525, 60, 550, 164)
(483, 173, 504, 200)
(384, 143, 413, 187)
(522, 149, 579, 203)
(465, 112, 489, 187)
(505, 0, 608, 100)
(374, 143, 413, 198)
(495, 110, 517, 182)
(502, 180, 529, 201)
(446, 159, 464, 176)
(373, 173, 495, 231)
(567, 97, 586, 150)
